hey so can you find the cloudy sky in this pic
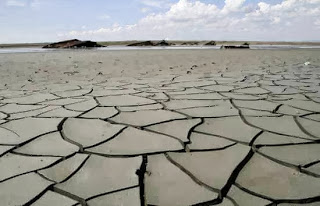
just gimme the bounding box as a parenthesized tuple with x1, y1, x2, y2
(1, 0, 320, 43)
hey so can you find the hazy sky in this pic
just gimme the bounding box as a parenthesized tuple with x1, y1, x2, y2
(1, 0, 320, 43)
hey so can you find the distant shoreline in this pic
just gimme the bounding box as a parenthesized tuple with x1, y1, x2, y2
(1, 40, 320, 48)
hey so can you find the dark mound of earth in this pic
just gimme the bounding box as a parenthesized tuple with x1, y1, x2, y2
(43, 39, 104, 49)
(204, 41, 216, 46)
(154, 40, 172, 46)
(181, 42, 199, 46)
(127, 41, 155, 46)
(127, 40, 172, 47)
(220, 45, 250, 49)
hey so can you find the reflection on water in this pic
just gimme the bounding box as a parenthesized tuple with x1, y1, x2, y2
(0, 47, 56, 54)
(1, 45, 320, 54)
(251, 45, 320, 49)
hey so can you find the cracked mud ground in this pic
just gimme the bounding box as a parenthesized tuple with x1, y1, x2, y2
(0, 61, 320, 206)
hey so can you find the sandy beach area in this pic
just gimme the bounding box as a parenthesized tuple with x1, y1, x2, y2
(0, 49, 320, 205)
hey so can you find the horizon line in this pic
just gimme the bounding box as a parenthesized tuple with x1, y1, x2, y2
(1, 39, 320, 45)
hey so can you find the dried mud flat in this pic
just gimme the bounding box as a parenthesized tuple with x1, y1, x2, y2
(0, 49, 320, 206)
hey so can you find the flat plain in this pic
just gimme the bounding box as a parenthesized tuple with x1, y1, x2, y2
(0, 49, 319, 206)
